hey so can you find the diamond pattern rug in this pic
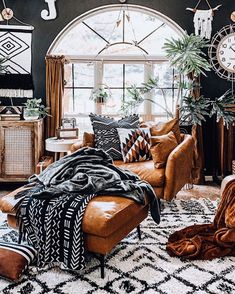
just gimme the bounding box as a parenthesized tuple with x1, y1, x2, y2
(0, 198, 235, 294)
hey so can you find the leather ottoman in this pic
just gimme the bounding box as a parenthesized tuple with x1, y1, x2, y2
(1, 186, 149, 278)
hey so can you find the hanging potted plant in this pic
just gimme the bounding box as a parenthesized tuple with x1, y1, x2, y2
(90, 84, 111, 104)
(23, 98, 50, 120)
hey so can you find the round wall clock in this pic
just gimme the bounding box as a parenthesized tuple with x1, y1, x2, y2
(209, 24, 235, 80)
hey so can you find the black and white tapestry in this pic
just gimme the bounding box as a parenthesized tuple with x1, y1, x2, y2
(0, 198, 235, 294)
(0, 26, 33, 74)
(0, 25, 34, 98)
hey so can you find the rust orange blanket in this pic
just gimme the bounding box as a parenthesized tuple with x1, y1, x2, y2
(166, 179, 235, 260)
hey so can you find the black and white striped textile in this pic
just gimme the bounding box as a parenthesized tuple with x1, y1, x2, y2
(0, 242, 37, 264)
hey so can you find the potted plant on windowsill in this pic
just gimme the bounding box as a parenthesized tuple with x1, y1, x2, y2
(23, 98, 50, 120)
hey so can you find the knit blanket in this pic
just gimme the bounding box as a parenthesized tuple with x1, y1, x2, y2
(17, 148, 160, 270)
(166, 178, 235, 260)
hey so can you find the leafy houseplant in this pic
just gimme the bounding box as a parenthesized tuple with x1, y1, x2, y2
(210, 91, 235, 129)
(23, 98, 50, 120)
(163, 34, 235, 128)
(163, 33, 211, 125)
(90, 85, 111, 104)
(121, 78, 174, 118)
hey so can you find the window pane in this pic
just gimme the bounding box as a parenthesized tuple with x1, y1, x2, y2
(103, 64, 123, 87)
(102, 89, 123, 115)
(64, 89, 95, 114)
(53, 23, 107, 55)
(153, 63, 174, 88)
(85, 10, 123, 44)
(64, 88, 74, 114)
(152, 89, 175, 116)
(73, 63, 94, 87)
(125, 64, 144, 87)
(64, 64, 73, 87)
(74, 89, 95, 114)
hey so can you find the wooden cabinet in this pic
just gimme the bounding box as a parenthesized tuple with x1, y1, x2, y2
(0, 120, 43, 182)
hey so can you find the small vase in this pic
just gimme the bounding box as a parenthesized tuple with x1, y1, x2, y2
(24, 108, 39, 120)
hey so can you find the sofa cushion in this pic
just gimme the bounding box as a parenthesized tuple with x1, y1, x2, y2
(115, 160, 165, 187)
(82, 195, 149, 237)
(117, 128, 151, 163)
(89, 113, 139, 160)
(150, 131, 178, 168)
(142, 118, 181, 144)
(0, 242, 37, 281)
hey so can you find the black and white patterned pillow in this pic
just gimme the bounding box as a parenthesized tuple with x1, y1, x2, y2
(89, 113, 140, 160)
(117, 128, 151, 163)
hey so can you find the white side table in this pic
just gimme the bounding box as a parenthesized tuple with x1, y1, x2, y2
(45, 137, 81, 161)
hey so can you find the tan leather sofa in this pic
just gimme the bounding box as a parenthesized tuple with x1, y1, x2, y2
(71, 133, 195, 201)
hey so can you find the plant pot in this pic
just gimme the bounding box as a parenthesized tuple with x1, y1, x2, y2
(24, 108, 39, 120)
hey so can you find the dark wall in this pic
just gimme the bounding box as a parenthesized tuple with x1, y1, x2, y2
(2, 0, 235, 174)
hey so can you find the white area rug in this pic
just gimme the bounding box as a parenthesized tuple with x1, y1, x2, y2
(0, 198, 234, 294)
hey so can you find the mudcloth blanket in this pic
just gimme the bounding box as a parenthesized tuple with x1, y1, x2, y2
(17, 148, 160, 270)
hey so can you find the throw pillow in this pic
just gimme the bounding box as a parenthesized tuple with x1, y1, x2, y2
(83, 132, 95, 148)
(150, 131, 178, 168)
(0, 242, 37, 281)
(142, 118, 181, 144)
(117, 128, 151, 163)
(89, 114, 139, 160)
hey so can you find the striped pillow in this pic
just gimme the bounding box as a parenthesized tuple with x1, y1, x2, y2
(0, 242, 37, 281)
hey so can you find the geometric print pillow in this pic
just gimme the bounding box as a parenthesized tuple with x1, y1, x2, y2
(117, 128, 151, 163)
(89, 113, 139, 160)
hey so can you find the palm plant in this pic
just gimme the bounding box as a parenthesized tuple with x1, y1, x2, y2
(163, 33, 211, 77)
(163, 33, 212, 125)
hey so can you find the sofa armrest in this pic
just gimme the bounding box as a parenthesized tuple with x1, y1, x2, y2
(164, 134, 194, 201)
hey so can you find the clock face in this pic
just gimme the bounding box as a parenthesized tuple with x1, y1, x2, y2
(217, 33, 235, 73)
(209, 24, 235, 80)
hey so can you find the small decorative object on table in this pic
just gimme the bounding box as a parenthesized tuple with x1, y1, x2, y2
(56, 128, 79, 139)
(23, 98, 50, 120)
(61, 117, 76, 129)
(232, 160, 235, 175)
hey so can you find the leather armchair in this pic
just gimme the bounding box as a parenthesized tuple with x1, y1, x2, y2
(71, 134, 195, 201)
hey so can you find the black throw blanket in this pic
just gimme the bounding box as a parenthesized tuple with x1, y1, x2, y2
(18, 148, 160, 270)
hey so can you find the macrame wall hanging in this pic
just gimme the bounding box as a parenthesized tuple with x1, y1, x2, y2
(186, 0, 222, 39)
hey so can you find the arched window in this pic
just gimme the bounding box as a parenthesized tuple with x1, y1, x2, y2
(48, 5, 184, 133)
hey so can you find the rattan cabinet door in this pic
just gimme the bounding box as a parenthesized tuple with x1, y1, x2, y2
(0, 123, 35, 180)
(0, 120, 43, 182)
